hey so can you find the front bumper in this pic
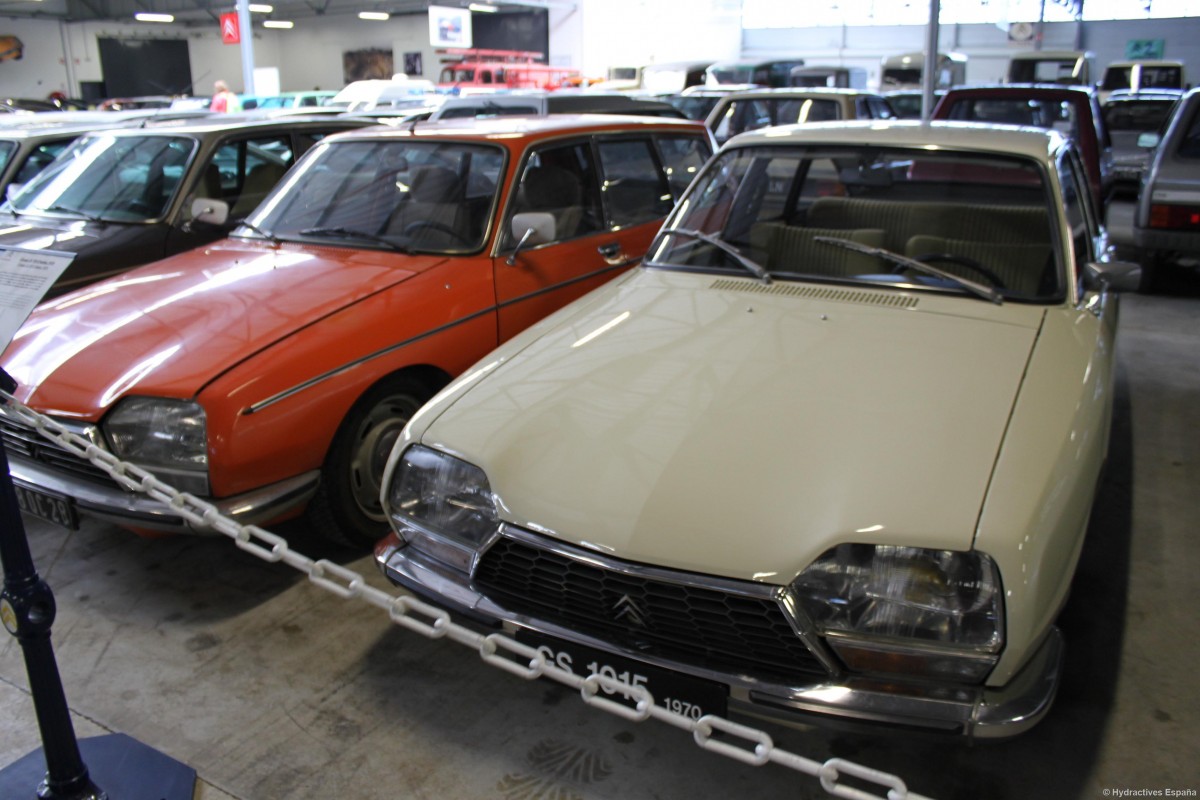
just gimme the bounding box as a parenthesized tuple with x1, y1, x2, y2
(374, 530, 1062, 740)
(7, 452, 319, 533)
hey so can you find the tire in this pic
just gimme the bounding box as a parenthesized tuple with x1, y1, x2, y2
(307, 375, 433, 548)
(1137, 251, 1162, 294)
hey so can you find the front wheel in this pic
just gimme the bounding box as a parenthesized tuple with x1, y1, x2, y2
(307, 376, 434, 547)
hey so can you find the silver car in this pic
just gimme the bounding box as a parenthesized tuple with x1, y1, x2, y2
(1133, 85, 1200, 286)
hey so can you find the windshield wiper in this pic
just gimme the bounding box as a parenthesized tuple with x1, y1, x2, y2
(814, 236, 1002, 305)
(298, 226, 411, 253)
(236, 220, 282, 245)
(44, 204, 105, 223)
(656, 228, 771, 284)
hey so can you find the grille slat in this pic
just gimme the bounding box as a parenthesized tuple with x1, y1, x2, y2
(0, 416, 121, 488)
(474, 534, 827, 683)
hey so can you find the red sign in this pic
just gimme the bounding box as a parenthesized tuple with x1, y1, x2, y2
(220, 12, 240, 45)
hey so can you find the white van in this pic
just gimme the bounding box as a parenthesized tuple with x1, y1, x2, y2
(789, 65, 868, 90)
(1099, 60, 1186, 102)
(329, 77, 439, 112)
(1007, 50, 1093, 85)
(880, 51, 966, 91)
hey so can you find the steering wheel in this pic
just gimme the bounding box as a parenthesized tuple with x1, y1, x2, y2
(403, 220, 471, 245)
(897, 252, 1007, 289)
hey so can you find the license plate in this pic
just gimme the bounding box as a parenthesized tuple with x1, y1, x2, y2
(517, 630, 727, 720)
(13, 484, 79, 530)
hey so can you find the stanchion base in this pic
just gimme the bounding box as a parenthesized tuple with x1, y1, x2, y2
(0, 733, 196, 799)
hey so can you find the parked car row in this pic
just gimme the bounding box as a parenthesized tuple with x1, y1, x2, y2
(1, 114, 716, 544)
(0, 92, 1150, 743)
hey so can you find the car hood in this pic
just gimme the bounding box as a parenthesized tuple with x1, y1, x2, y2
(3, 239, 436, 415)
(0, 215, 120, 253)
(420, 271, 1047, 582)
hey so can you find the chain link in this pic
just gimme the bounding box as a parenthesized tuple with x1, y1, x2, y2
(1, 389, 935, 800)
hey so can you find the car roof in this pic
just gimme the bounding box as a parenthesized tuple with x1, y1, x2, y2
(1105, 59, 1184, 67)
(436, 92, 678, 109)
(1103, 88, 1184, 102)
(943, 83, 1097, 98)
(714, 87, 883, 99)
(724, 119, 1067, 161)
(1010, 50, 1090, 59)
(76, 113, 377, 138)
(335, 113, 707, 141)
(0, 123, 123, 142)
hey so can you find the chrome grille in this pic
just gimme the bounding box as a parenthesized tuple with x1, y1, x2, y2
(0, 414, 119, 487)
(473, 533, 829, 683)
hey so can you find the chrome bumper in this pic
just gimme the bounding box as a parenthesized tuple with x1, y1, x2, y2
(375, 532, 1063, 740)
(8, 452, 320, 533)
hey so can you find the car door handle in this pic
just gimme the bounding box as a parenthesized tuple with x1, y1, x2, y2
(598, 242, 624, 265)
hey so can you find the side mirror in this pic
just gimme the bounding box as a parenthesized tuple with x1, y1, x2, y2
(510, 212, 555, 246)
(1084, 260, 1142, 292)
(505, 212, 556, 266)
(191, 197, 229, 226)
(1136, 131, 1161, 149)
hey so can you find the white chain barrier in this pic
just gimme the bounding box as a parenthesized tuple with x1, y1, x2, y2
(1, 390, 935, 800)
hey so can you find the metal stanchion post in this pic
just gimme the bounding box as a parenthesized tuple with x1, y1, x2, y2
(0, 368, 196, 799)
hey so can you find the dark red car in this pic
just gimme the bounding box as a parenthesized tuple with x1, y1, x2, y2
(932, 84, 1114, 205)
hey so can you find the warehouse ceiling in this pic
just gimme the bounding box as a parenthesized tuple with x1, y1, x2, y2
(0, 0, 565, 26)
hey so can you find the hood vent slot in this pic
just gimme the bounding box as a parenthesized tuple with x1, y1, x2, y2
(710, 278, 919, 309)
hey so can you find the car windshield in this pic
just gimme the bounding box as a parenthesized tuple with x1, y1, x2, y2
(945, 97, 1078, 136)
(711, 97, 843, 143)
(647, 143, 1063, 302)
(709, 66, 755, 84)
(7, 134, 196, 221)
(1009, 59, 1084, 84)
(669, 95, 723, 121)
(247, 139, 505, 254)
(1103, 98, 1177, 133)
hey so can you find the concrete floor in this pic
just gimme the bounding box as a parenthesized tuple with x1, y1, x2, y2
(2, 270, 1199, 800)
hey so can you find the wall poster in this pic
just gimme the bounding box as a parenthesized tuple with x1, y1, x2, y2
(343, 48, 395, 82)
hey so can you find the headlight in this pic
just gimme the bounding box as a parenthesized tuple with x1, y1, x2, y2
(793, 544, 1004, 683)
(104, 397, 209, 495)
(386, 444, 499, 571)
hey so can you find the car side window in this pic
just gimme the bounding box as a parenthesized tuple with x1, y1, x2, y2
(598, 138, 673, 228)
(1059, 149, 1097, 286)
(192, 136, 294, 221)
(864, 96, 896, 119)
(713, 100, 767, 142)
(504, 142, 602, 248)
(655, 134, 711, 198)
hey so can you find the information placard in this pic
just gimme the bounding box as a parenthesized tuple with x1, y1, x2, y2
(0, 246, 75, 352)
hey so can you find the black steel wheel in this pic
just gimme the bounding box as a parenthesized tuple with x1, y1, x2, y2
(307, 375, 433, 547)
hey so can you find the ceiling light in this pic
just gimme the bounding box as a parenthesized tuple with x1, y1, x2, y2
(263, 19, 293, 28)
(249, 3, 273, 12)
(469, 3, 499, 11)
(358, 10, 390, 20)
(134, 12, 174, 22)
